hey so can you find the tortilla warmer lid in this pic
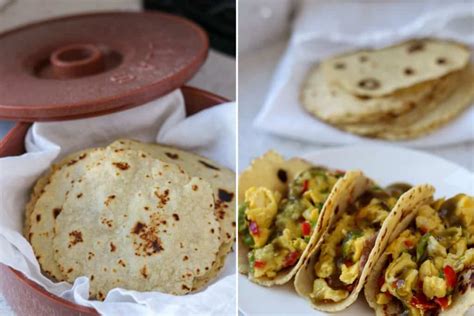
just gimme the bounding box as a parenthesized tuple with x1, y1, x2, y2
(0, 12, 209, 121)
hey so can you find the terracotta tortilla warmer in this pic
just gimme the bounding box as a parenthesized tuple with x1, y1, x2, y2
(0, 11, 229, 316)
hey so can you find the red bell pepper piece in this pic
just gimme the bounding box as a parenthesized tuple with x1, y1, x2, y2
(302, 180, 309, 193)
(404, 239, 414, 248)
(301, 221, 311, 236)
(249, 221, 259, 236)
(419, 226, 428, 234)
(443, 265, 456, 289)
(434, 297, 449, 310)
(283, 251, 299, 268)
(410, 293, 436, 310)
(254, 260, 266, 269)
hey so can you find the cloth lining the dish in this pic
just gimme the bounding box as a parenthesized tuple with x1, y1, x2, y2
(0, 89, 236, 316)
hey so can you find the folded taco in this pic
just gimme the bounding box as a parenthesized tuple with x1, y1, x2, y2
(238, 151, 362, 286)
(365, 194, 474, 316)
(294, 178, 434, 312)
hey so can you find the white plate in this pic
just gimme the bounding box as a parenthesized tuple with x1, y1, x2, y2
(239, 144, 474, 315)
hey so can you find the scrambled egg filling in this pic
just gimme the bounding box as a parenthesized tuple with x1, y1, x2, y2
(377, 194, 474, 314)
(240, 168, 342, 278)
(310, 187, 398, 302)
(245, 187, 280, 247)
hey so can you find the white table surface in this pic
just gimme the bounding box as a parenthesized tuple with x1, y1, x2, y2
(238, 38, 474, 173)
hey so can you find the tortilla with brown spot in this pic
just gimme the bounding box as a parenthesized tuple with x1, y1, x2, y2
(53, 149, 220, 298)
(294, 183, 434, 312)
(238, 150, 363, 286)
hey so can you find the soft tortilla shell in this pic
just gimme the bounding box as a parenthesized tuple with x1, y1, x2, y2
(301, 64, 455, 124)
(322, 38, 470, 97)
(365, 194, 473, 316)
(27, 148, 105, 280)
(108, 139, 235, 283)
(24, 148, 98, 236)
(238, 150, 363, 286)
(295, 183, 435, 312)
(339, 65, 474, 140)
(238, 151, 313, 275)
(53, 149, 220, 299)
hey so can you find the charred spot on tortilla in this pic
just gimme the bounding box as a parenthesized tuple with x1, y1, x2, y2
(277, 169, 288, 183)
(199, 160, 220, 171)
(165, 152, 179, 159)
(132, 222, 146, 234)
(215, 200, 226, 220)
(183, 255, 189, 261)
(132, 221, 163, 256)
(76, 193, 83, 199)
(407, 41, 425, 53)
(358, 78, 381, 90)
(140, 265, 148, 278)
(110, 242, 116, 252)
(436, 57, 447, 65)
(67, 159, 78, 166)
(359, 55, 368, 62)
(68, 230, 83, 247)
(356, 95, 372, 101)
(154, 189, 170, 207)
(104, 195, 116, 206)
(112, 162, 130, 170)
(218, 189, 234, 202)
(192, 184, 198, 191)
(53, 208, 62, 219)
(172, 213, 180, 221)
(404, 67, 414, 75)
(334, 62, 346, 69)
(36, 214, 41, 222)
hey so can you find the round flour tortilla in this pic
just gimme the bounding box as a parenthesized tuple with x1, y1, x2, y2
(322, 38, 470, 97)
(108, 139, 236, 281)
(294, 184, 435, 312)
(301, 64, 457, 124)
(53, 149, 220, 299)
(364, 196, 473, 316)
(238, 150, 364, 286)
(339, 64, 474, 140)
(28, 148, 106, 280)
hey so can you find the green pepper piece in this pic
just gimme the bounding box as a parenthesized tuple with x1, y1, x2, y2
(242, 229, 255, 247)
(342, 230, 363, 259)
(238, 202, 249, 232)
(248, 251, 256, 274)
(416, 233, 431, 262)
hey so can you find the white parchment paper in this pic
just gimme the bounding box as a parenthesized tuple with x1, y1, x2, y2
(0, 89, 236, 316)
(254, 1, 474, 147)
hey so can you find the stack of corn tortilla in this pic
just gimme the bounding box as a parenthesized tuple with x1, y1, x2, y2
(301, 38, 474, 140)
(25, 139, 235, 300)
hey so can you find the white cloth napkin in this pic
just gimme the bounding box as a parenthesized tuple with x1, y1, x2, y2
(254, 0, 474, 147)
(0, 89, 236, 316)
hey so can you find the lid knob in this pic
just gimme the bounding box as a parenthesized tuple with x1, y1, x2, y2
(50, 44, 105, 79)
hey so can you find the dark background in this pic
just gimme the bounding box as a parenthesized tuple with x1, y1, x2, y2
(144, 0, 236, 56)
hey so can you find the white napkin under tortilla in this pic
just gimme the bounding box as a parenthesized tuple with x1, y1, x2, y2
(254, 1, 474, 147)
(0, 89, 236, 316)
